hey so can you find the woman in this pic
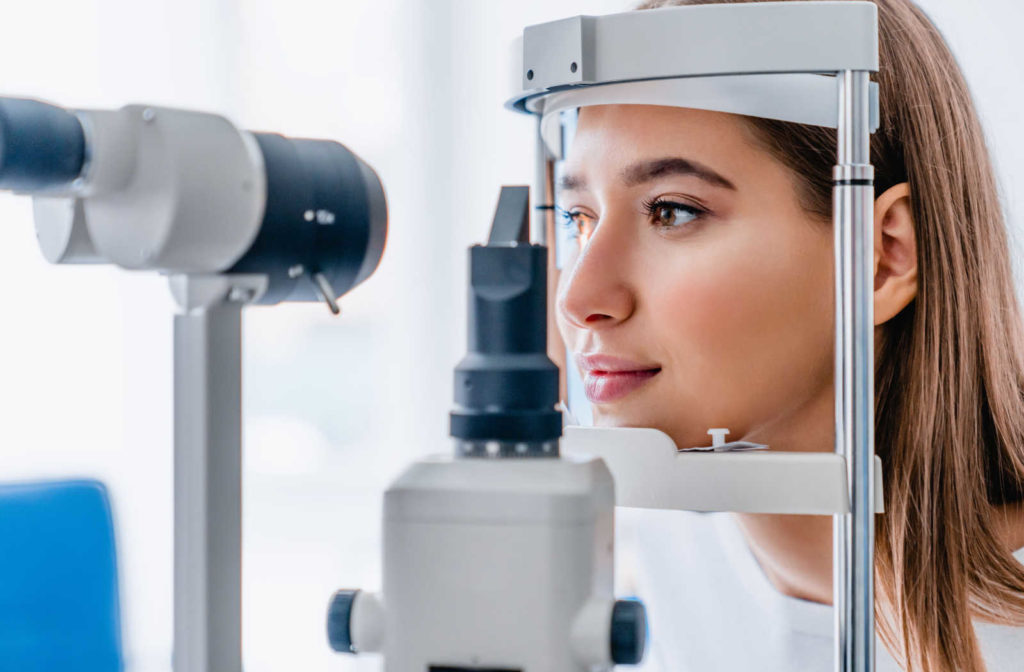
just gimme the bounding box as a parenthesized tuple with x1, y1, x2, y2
(553, 0, 1024, 669)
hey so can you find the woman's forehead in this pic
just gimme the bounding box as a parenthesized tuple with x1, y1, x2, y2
(562, 104, 758, 187)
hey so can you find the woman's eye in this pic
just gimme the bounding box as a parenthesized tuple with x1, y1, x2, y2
(645, 199, 704, 229)
(557, 207, 596, 240)
(556, 199, 704, 241)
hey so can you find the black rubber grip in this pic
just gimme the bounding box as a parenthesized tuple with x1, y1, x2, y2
(0, 98, 86, 191)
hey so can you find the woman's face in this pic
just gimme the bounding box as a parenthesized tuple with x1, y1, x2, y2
(555, 104, 835, 449)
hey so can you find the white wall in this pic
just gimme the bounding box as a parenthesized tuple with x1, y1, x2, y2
(0, 1, 1019, 670)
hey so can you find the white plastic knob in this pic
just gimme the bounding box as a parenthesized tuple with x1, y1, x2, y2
(350, 591, 385, 654)
(707, 428, 730, 448)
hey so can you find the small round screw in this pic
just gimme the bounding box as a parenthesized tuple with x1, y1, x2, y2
(228, 287, 255, 303)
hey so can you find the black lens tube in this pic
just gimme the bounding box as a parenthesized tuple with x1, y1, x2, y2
(229, 133, 388, 305)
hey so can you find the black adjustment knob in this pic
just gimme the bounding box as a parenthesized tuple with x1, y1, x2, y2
(610, 599, 647, 665)
(326, 589, 360, 653)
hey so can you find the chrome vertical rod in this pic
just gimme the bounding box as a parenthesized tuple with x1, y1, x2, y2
(833, 69, 876, 672)
(531, 114, 553, 245)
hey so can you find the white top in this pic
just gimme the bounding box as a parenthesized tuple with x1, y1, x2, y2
(616, 508, 1024, 671)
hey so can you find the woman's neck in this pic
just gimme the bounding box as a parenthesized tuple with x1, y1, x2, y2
(727, 386, 1024, 607)
(732, 385, 837, 605)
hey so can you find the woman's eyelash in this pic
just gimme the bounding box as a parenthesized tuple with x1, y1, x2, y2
(555, 206, 591, 239)
(555, 199, 707, 240)
(640, 198, 707, 227)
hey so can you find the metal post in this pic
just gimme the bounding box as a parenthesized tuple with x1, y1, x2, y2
(833, 70, 876, 672)
(532, 116, 566, 401)
(531, 114, 552, 246)
(172, 283, 245, 672)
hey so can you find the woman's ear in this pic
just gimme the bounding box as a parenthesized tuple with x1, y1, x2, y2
(873, 182, 917, 325)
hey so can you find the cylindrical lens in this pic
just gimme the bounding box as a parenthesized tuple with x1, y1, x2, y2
(229, 132, 388, 304)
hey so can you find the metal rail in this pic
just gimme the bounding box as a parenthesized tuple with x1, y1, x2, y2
(833, 69, 877, 672)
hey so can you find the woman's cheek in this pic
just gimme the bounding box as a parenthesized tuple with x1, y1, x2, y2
(647, 259, 755, 389)
(554, 279, 600, 364)
(554, 272, 579, 350)
(645, 233, 831, 422)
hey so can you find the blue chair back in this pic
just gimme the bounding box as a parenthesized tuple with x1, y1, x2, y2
(0, 479, 123, 671)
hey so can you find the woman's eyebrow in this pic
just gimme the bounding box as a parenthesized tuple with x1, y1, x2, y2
(622, 157, 736, 191)
(557, 157, 737, 194)
(558, 173, 587, 192)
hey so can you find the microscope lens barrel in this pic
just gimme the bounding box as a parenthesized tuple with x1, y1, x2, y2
(450, 242, 561, 450)
(0, 98, 86, 191)
(228, 133, 388, 304)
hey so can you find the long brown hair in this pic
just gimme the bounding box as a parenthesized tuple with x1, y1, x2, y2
(634, 0, 1024, 669)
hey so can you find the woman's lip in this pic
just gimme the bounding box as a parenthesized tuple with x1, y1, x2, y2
(582, 368, 661, 404)
(575, 353, 662, 404)
(576, 352, 662, 373)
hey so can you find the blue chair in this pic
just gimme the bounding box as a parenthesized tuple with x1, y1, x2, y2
(0, 479, 123, 671)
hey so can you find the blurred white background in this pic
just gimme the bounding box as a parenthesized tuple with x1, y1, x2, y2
(0, 1, 1021, 670)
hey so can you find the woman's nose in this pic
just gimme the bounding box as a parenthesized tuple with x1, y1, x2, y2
(557, 220, 636, 329)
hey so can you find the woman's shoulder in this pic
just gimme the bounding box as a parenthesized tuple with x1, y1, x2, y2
(993, 501, 1024, 554)
(974, 501, 1024, 666)
(974, 614, 1024, 667)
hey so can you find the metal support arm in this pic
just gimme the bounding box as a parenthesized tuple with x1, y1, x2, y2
(169, 274, 266, 672)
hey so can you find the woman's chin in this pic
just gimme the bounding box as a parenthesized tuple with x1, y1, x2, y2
(591, 416, 636, 428)
(590, 410, 662, 431)
(588, 411, 711, 450)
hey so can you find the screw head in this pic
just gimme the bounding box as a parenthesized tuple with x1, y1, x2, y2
(228, 287, 255, 303)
